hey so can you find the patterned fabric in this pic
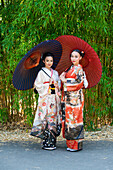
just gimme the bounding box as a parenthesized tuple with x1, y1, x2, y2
(61, 64, 86, 150)
(66, 139, 83, 150)
(42, 129, 56, 148)
(30, 68, 61, 145)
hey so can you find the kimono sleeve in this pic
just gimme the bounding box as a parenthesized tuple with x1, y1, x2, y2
(55, 71, 61, 89)
(83, 71, 88, 88)
(34, 71, 49, 96)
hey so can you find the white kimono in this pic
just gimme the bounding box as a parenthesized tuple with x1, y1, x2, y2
(31, 67, 61, 138)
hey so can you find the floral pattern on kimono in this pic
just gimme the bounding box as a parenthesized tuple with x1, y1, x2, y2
(31, 67, 61, 139)
(62, 64, 86, 140)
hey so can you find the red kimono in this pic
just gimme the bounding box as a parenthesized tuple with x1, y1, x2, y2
(61, 64, 87, 150)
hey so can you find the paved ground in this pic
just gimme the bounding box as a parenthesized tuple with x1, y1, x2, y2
(0, 140, 113, 170)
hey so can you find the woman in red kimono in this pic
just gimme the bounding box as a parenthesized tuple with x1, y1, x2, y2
(60, 49, 88, 152)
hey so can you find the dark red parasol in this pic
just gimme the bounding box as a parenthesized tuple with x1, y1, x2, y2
(55, 35, 102, 88)
(13, 40, 62, 90)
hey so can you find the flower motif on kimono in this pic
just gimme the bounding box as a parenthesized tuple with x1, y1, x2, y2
(38, 112, 42, 117)
(50, 103, 54, 109)
(65, 106, 73, 124)
(42, 102, 46, 106)
(70, 98, 77, 105)
(39, 106, 43, 112)
(66, 107, 72, 115)
(51, 115, 55, 119)
(49, 119, 53, 122)
(71, 120, 75, 125)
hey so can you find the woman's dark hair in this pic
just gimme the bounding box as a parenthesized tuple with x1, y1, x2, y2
(70, 49, 85, 58)
(42, 52, 54, 61)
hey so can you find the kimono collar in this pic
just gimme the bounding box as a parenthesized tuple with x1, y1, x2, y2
(42, 67, 53, 77)
(71, 64, 82, 68)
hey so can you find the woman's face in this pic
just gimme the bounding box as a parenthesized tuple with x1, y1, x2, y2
(43, 56, 53, 69)
(70, 51, 82, 66)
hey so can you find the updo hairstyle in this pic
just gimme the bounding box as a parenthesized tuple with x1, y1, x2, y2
(42, 52, 54, 61)
(70, 49, 85, 58)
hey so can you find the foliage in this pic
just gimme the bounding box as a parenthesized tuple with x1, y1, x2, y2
(0, 0, 113, 130)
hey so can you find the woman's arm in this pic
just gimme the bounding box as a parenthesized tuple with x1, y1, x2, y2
(53, 71, 60, 90)
(60, 72, 67, 83)
(34, 71, 49, 96)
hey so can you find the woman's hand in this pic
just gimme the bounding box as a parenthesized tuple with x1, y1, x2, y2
(60, 72, 67, 83)
(60, 72, 66, 77)
(60, 77, 67, 83)
(54, 82, 59, 89)
(49, 78, 54, 85)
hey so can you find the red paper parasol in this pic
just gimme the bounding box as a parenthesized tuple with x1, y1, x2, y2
(55, 35, 102, 88)
(13, 40, 62, 90)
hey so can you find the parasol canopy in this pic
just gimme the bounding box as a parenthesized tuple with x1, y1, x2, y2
(13, 39, 62, 90)
(55, 35, 102, 88)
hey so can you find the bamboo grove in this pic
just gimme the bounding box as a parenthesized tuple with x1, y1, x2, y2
(0, 0, 113, 130)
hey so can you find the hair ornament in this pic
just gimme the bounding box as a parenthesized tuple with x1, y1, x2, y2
(81, 51, 84, 54)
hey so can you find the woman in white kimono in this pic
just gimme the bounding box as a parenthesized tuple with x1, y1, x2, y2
(30, 52, 61, 150)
